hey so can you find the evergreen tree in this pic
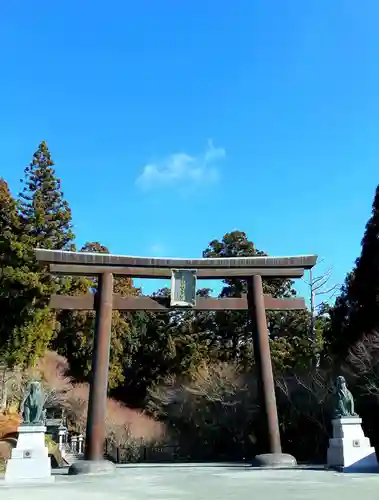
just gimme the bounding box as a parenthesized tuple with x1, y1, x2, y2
(54, 242, 140, 391)
(0, 179, 21, 269)
(0, 179, 52, 366)
(2, 141, 75, 366)
(202, 231, 314, 368)
(0, 179, 23, 355)
(19, 141, 74, 250)
(326, 271, 355, 354)
(328, 185, 379, 356)
(6, 141, 77, 364)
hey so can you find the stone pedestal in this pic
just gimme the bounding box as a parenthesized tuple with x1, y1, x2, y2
(5, 425, 54, 484)
(327, 417, 378, 472)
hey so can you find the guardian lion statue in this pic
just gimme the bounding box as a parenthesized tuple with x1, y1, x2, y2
(20, 380, 46, 425)
(332, 375, 357, 419)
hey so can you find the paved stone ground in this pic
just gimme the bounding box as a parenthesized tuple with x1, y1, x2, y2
(1, 465, 379, 500)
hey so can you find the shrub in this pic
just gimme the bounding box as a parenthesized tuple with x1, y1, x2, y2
(275, 370, 335, 462)
(45, 435, 64, 468)
(0, 439, 13, 462)
(63, 382, 165, 448)
(147, 362, 259, 460)
(30, 350, 73, 408)
(0, 351, 73, 413)
(0, 437, 16, 474)
(63, 383, 88, 433)
(0, 366, 24, 412)
(106, 397, 165, 446)
(147, 362, 340, 463)
(0, 412, 20, 439)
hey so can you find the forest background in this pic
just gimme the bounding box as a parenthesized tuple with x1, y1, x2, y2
(1, 141, 379, 464)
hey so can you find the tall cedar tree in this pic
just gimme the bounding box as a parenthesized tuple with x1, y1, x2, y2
(0, 179, 23, 355)
(202, 231, 315, 369)
(8, 141, 75, 365)
(0, 179, 51, 365)
(19, 141, 74, 250)
(0, 179, 21, 268)
(329, 185, 379, 356)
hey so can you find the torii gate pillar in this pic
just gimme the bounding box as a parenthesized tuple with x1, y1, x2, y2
(84, 272, 114, 461)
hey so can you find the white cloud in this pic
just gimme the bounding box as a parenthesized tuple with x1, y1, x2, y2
(135, 140, 225, 191)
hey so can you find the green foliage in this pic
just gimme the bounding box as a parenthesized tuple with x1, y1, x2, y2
(0, 179, 25, 356)
(118, 285, 223, 407)
(328, 185, 379, 356)
(54, 242, 140, 390)
(202, 231, 317, 371)
(0, 142, 75, 366)
(203, 231, 296, 298)
(3, 142, 355, 463)
(119, 309, 178, 406)
(45, 435, 64, 467)
(0, 179, 50, 365)
(19, 141, 74, 250)
(0, 179, 22, 268)
(113, 230, 323, 408)
(6, 307, 56, 367)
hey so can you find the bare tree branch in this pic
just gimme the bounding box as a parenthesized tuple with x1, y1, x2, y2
(315, 284, 339, 296)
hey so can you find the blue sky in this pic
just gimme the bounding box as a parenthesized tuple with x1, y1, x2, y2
(1, 1, 378, 303)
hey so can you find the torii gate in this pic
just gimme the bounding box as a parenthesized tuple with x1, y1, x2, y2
(36, 249, 317, 468)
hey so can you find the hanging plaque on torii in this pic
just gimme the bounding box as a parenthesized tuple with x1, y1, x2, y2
(170, 269, 197, 308)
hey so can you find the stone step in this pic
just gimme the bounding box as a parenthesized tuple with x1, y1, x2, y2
(63, 452, 84, 465)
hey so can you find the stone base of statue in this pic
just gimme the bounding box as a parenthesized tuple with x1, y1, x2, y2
(5, 425, 54, 484)
(327, 417, 378, 472)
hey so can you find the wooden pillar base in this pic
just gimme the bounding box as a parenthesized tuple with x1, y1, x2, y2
(251, 453, 297, 468)
(68, 460, 116, 476)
